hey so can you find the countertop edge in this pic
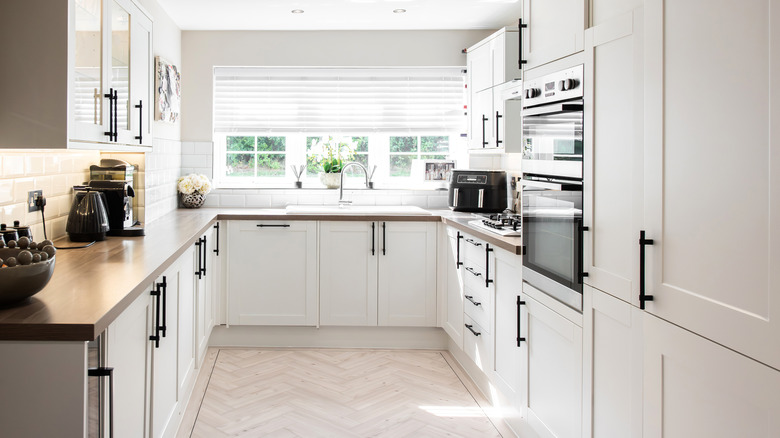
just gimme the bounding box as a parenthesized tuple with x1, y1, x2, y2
(0, 208, 521, 341)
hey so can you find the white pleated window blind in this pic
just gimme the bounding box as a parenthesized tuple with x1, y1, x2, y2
(213, 67, 466, 134)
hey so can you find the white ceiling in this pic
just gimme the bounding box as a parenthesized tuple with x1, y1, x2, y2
(155, 0, 523, 31)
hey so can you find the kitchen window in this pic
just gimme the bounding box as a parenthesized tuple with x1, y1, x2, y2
(213, 67, 465, 187)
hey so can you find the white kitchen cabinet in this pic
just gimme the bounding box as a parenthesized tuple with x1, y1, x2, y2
(582, 285, 643, 438)
(497, 82, 524, 153)
(522, 283, 583, 438)
(582, 9, 644, 305)
(319, 221, 378, 326)
(643, 313, 780, 438)
(194, 223, 219, 365)
(128, 3, 154, 147)
(227, 221, 318, 326)
(522, 0, 587, 70)
(0, 0, 153, 150)
(469, 88, 494, 149)
(467, 27, 523, 150)
(643, 0, 780, 369)
(492, 247, 523, 399)
(440, 226, 465, 347)
(106, 288, 152, 438)
(378, 221, 438, 327)
(463, 313, 493, 374)
(149, 260, 183, 438)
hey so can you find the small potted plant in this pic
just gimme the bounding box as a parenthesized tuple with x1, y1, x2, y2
(177, 174, 212, 208)
(309, 136, 355, 188)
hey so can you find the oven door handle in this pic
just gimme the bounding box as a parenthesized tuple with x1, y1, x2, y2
(522, 102, 583, 117)
(520, 179, 581, 191)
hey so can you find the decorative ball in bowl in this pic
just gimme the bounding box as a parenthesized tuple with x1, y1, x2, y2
(0, 237, 57, 306)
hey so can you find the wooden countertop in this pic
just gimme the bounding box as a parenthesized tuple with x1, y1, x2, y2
(0, 208, 520, 341)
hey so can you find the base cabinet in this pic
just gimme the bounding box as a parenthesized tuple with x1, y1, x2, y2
(319, 221, 378, 326)
(643, 313, 780, 437)
(440, 226, 464, 347)
(195, 222, 220, 365)
(522, 284, 583, 438)
(492, 248, 523, 398)
(583, 285, 643, 438)
(227, 221, 318, 326)
(377, 221, 437, 326)
(106, 289, 152, 438)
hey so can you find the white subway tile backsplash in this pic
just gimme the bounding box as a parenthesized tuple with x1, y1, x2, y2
(181, 142, 195, 155)
(3, 155, 25, 177)
(427, 196, 449, 209)
(374, 195, 403, 206)
(194, 142, 213, 155)
(181, 155, 207, 168)
(0, 180, 14, 205)
(13, 178, 34, 204)
(401, 195, 427, 207)
(219, 194, 246, 208)
(25, 156, 45, 175)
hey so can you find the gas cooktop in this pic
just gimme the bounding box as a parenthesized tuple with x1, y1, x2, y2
(468, 213, 521, 237)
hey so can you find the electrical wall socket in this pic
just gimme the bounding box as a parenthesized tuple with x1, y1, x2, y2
(27, 190, 43, 212)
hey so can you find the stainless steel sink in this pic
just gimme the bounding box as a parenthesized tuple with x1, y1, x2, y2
(285, 205, 432, 215)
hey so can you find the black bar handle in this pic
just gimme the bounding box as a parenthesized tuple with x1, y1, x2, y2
(482, 115, 488, 147)
(104, 88, 114, 139)
(149, 285, 160, 348)
(465, 295, 482, 307)
(112, 89, 118, 141)
(87, 367, 115, 438)
(160, 276, 168, 338)
(195, 239, 202, 279)
(485, 245, 494, 287)
(201, 236, 207, 277)
(465, 238, 482, 247)
(371, 222, 376, 256)
(518, 18, 528, 68)
(382, 222, 386, 255)
(213, 222, 220, 255)
(516, 296, 526, 346)
(465, 324, 481, 337)
(464, 266, 482, 277)
(134, 100, 143, 143)
(639, 230, 655, 309)
(257, 224, 291, 228)
(495, 111, 503, 147)
(456, 232, 464, 268)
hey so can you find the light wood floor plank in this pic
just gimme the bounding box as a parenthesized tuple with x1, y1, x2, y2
(182, 349, 503, 438)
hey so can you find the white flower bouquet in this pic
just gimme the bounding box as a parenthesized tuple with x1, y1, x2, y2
(177, 174, 212, 208)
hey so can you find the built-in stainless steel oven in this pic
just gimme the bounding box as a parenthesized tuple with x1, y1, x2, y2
(521, 65, 585, 311)
(521, 65, 584, 180)
(521, 175, 584, 311)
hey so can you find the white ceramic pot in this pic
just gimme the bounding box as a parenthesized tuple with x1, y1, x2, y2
(319, 172, 341, 189)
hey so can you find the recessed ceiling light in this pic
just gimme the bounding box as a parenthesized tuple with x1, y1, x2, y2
(291, 9, 304, 14)
(393, 9, 407, 14)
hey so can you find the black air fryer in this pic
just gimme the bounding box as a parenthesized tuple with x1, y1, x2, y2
(448, 170, 507, 213)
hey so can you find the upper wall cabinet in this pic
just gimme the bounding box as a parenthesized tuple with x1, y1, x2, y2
(466, 28, 522, 150)
(0, 0, 153, 151)
(643, 0, 780, 370)
(522, 0, 588, 70)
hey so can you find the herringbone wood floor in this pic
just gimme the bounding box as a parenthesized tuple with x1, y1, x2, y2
(180, 349, 504, 437)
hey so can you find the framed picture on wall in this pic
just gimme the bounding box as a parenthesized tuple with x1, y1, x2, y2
(155, 56, 181, 123)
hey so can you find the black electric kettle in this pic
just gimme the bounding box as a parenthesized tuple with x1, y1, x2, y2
(66, 188, 110, 242)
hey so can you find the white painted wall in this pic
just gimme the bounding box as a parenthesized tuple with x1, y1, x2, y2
(181, 29, 493, 141)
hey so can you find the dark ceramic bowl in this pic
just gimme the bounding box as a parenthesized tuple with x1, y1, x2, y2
(0, 248, 56, 305)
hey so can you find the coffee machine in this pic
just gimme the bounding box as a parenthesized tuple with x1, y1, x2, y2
(88, 159, 144, 236)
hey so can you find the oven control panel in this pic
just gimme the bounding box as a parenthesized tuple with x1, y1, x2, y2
(523, 64, 584, 108)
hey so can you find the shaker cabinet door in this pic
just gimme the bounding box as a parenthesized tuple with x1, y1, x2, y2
(227, 221, 318, 326)
(643, 0, 780, 369)
(583, 10, 644, 305)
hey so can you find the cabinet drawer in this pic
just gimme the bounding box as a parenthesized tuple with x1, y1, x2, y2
(463, 314, 493, 373)
(463, 284, 491, 332)
(463, 234, 488, 269)
(463, 260, 490, 292)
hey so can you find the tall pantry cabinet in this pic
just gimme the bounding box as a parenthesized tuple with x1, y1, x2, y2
(583, 0, 780, 436)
